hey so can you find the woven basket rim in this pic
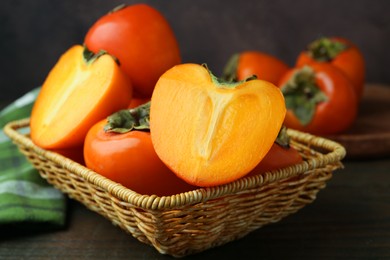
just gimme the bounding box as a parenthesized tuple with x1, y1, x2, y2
(3, 117, 346, 210)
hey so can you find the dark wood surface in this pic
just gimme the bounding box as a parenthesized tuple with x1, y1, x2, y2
(1, 158, 389, 259)
(329, 84, 390, 159)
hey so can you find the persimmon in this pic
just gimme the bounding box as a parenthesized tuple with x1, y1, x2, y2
(296, 36, 365, 100)
(150, 63, 286, 187)
(30, 45, 132, 149)
(84, 4, 181, 98)
(279, 64, 358, 135)
(223, 51, 290, 85)
(84, 105, 196, 196)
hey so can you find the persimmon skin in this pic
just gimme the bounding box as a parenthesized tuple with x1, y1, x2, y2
(84, 120, 196, 196)
(85, 4, 181, 98)
(150, 63, 286, 187)
(237, 51, 290, 85)
(279, 63, 358, 135)
(246, 143, 303, 176)
(296, 37, 365, 100)
(30, 45, 132, 149)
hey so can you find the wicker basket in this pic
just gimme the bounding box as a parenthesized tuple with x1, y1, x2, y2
(4, 118, 345, 257)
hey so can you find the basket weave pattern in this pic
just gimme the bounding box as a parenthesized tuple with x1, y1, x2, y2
(4, 118, 345, 257)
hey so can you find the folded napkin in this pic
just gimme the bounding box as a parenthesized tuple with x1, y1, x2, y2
(0, 88, 67, 229)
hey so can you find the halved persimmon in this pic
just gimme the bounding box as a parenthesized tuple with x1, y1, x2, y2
(30, 45, 132, 149)
(150, 63, 286, 187)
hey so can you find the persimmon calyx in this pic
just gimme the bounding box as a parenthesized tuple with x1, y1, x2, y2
(82, 46, 119, 65)
(221, 53, 240, 82)
(275, 125, 290, 148)
(109, 3, 126, 14)
(281, 66, 328, 126)
(202, 63, 256, 89)
(104, 101, 151, 133)
(307, 37, 347, 61)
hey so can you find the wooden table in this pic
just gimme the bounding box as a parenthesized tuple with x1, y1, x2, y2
(1, 158, 389, 259)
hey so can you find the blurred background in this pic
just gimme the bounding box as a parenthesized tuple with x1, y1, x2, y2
(1, 0, 389, 101)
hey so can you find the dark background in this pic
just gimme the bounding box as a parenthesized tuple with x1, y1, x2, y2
(1, 0, 389, 101)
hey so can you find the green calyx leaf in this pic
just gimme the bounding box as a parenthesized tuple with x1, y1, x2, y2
(83, 46, 107, 65)
(307, 37, 347, 61)
(275, 125, 290, 148)
(82, 45, 120, 66)
(104, 101, 151, 133)
(221, 53, 240, 82)
(202, 63, 257, 89)
(109, 4, 127, 14)
(281, 66, 328, 126)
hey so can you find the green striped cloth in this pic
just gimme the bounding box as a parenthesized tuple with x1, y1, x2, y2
(0, 88, 66, 229)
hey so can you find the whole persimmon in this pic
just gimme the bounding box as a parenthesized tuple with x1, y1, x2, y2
(223, 51, 289, 85)
(279, 64, 358, 135)
(84, 4, 181, 98)
(296, 36, 365, 100)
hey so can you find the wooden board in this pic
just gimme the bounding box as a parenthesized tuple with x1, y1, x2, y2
(327, 84, 390, 159)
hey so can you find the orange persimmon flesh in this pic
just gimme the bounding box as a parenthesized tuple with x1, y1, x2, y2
(150, 63, 286, 187)
(30, 45, 132, 149)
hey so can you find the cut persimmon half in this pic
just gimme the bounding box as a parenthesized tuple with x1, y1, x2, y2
(150, 63, 286, 187)
(30, 45, 132, 149)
